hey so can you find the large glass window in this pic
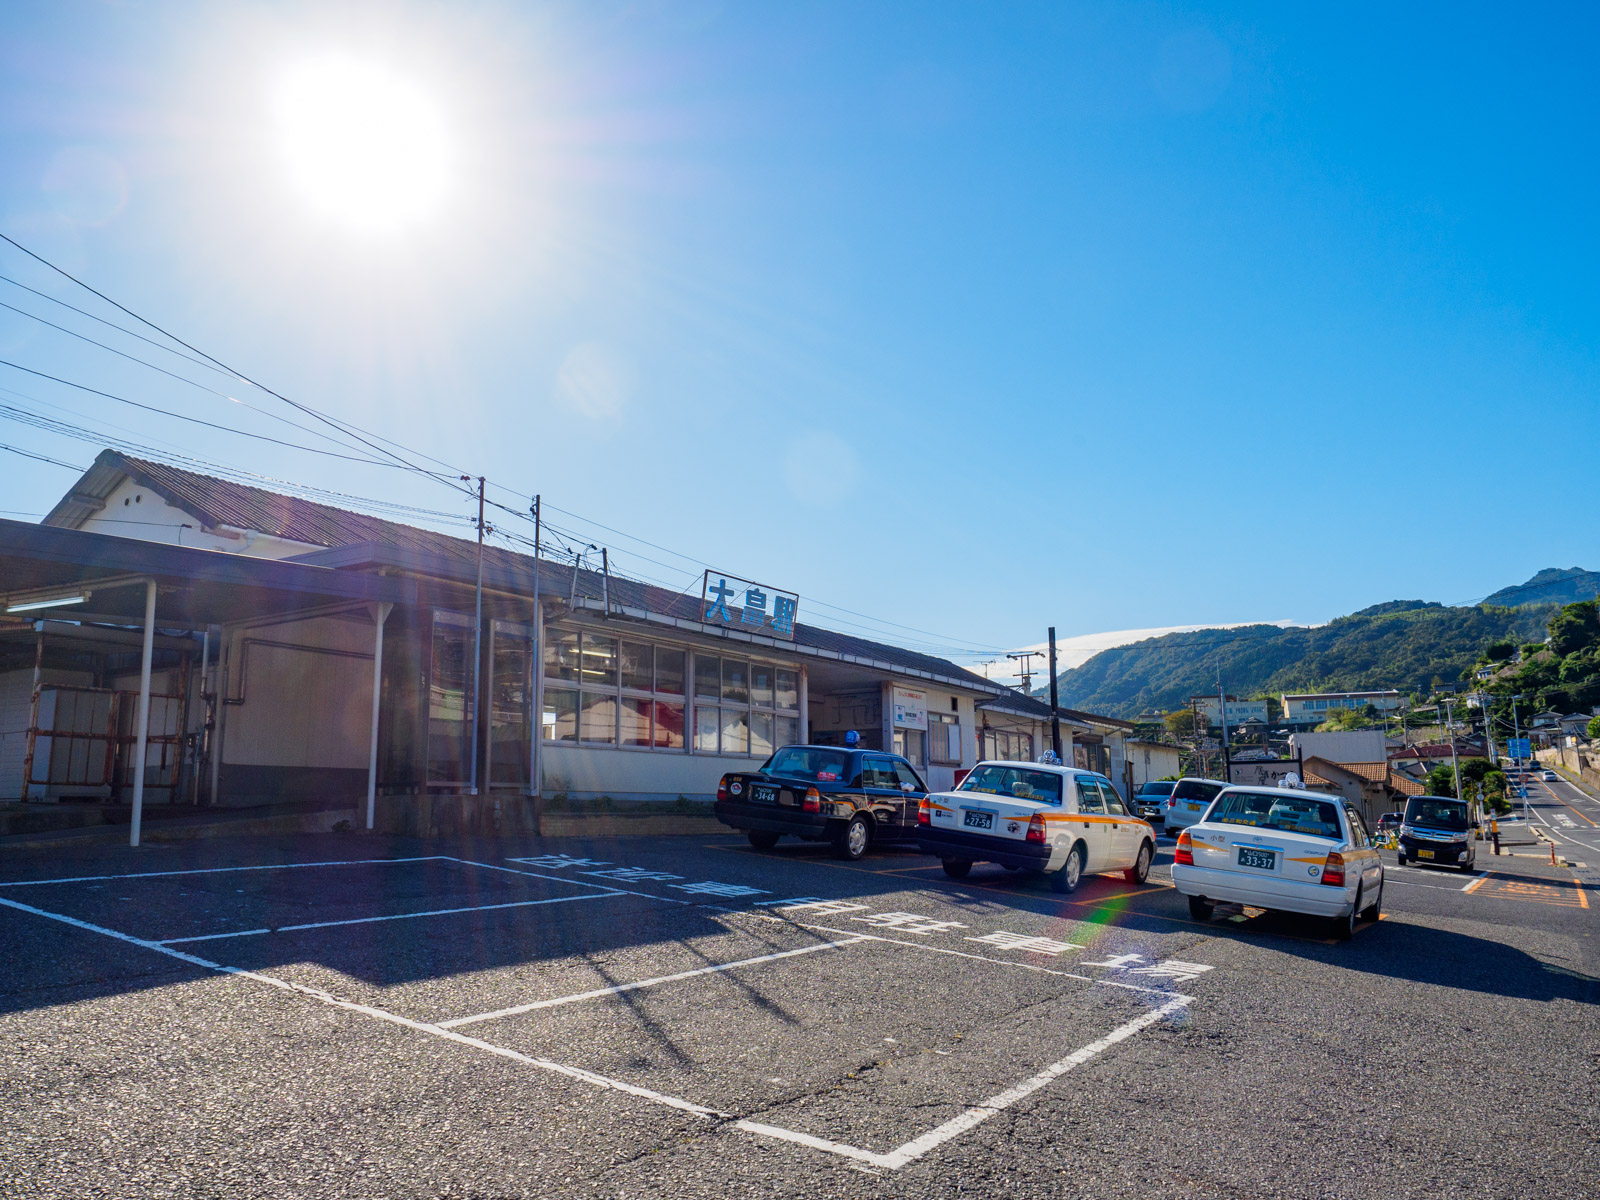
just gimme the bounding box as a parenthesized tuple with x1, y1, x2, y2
(542, 627, 798, 757)
(488, 622, 531, 790)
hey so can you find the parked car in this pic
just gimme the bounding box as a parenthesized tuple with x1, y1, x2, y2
(1132, 780, 1176, 825)
(714, 745, 927, 860)
(1376, 812, 1404, 834)
(1160, 776, 1228, 833)
(1172, 785, 1385, 940)
(1397, 794, 1477, 872)
(915, 761, 1156, 893)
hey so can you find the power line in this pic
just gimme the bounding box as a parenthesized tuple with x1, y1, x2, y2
(0, 442, 84, 471)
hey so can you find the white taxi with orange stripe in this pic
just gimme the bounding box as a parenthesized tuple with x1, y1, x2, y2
(1171, 783, 1385, 940)
(915, 760, 1157, 893)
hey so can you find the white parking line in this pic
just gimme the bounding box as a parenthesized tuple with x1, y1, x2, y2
(0, 857, 444, 888)
(0, 891, 728, 1121)
(438, 937, 869, 1028)
(156, 891, 616, 944)
(736, 997, 1189, 1170)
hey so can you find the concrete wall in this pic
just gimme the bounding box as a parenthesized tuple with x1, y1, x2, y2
(1290, 731, 1389, 765)
(541, 743, 762, 801)
(216, 613, 375, 805)
(1127, 741, 1182, 790)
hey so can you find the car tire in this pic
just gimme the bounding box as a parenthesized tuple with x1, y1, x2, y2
(834, 814, 872, 861)
(1334, 886, 1362, 941)
(1360, 882, 1383, 923)
(1188, 895, 1214, 922)
(1050, 843, 1085, 894)
(1396, 853, 1407, 867)
(1124, 841, 1154, 886)
(746, 831, 780, 850)
(941, 859, 973, 879)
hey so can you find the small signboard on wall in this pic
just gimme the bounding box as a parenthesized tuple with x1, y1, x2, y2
(1228, 760, 1302, 788)
(892, 687, 929, 730)
(701, 570, 799, 640)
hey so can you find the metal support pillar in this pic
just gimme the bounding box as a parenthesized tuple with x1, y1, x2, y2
(366, 602, 393, 831)
(129, 579, 156, 848)
(19, 622, 45, 802)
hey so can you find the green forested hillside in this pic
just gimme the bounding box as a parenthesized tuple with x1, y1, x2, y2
(1051, 603, 1555, 717)
(1483, 567, 1600, 609)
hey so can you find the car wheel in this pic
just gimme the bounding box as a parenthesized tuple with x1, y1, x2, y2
(1396, 853, 1407, 867)
(1360, 881, 1382, 922)
(941, 858, 973, 879)
(1334, 886, 1362, 941)
(1050, 843, 1085, 894)
(834, 814, 872, 861)
(746, 831, 780, 850)
(1188, 895, 1214, 922)
(1124, 841, 1153, 886)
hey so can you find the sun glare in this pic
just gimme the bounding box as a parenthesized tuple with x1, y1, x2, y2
(274, 54, 451, 234)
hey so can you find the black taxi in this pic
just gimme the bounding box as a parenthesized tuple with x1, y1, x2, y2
(714, 745, 928, 860)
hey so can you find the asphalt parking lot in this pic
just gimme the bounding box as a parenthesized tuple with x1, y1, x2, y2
(2, 825, 1596, 1199)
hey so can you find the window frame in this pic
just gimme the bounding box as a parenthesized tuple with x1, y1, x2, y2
(542, 625, 799, 758)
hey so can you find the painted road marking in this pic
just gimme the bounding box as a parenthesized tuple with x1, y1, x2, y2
(850, 911, 968, 934)
(0, 858, 1199, 1174)
(0, 891, 727, 1122)
(0, 856, 443, 888)
(966, 931, 1084, 955)
(1473, 876, 1588, 907)
(1463, 873, 1491, 893)
(156, 891, 615, 945)
(735, 998, 1190, 1171)
(437, 937, 869, 1029)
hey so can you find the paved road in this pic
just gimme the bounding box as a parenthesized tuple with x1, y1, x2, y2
(1, 825, 1595, 1199)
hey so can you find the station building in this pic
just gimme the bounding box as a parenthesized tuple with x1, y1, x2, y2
(1, 451, 1121, 835)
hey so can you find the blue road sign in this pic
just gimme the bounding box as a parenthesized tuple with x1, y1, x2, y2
(1507, 737, 1531, 760)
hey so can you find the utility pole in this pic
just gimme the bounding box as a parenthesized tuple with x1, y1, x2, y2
(1218, 680, 1231, 784)
(1444, 695, 1461, 800)
(1007, 650, 1043, 694)
(529, 495, 542, 802)
(463, 475, 486, 797)
(1047, 627, 1062, 763)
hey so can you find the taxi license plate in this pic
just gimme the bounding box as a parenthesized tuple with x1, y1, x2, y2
(1236, 847, 1276, 871)
(751, 785, 777, 804)
(1417, 848, 1434, 859)
(963, 810, 994, 830)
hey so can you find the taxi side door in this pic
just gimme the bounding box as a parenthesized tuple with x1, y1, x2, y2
(860, 755, 906, 830)
(1070, 775, 1116, 872)
(1098, 778, 1141, 870)
(1343, 804, 1384, 895)
(888, 758, 928, 836)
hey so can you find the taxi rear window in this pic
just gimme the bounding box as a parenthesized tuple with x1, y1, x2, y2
(763, 748, 850, 782)
(1208, 791, 1343, 840)
(959, 766, 1062, 805)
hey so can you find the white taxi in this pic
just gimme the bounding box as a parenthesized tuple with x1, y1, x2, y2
(1171, 784, 1385, 940)
(915, 761, 1157, 893)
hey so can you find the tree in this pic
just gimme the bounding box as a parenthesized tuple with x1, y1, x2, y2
(1426, 764, 1457, 796)
(1164, 709, 1198, 740)
(1589, 714, 1600, 740)
(1316, 706, 1374, 732)
(1483, 640, 1516, 662)
(1548, 600, 1600, 656)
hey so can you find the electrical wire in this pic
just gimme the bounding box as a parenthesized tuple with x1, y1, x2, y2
(0, 442, 84, 471)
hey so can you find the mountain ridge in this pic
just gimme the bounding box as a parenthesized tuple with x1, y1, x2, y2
(1048, 568, 1587, 718)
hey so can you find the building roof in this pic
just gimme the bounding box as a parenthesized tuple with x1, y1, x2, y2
(42, 451, 1021, 695)
(1388, 744, 1459, 760)
(1303, 756, 1425, 797)
(1281, 690, 1402, 701)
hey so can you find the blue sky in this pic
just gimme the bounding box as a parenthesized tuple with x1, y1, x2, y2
(1, 2, 1595, 678)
